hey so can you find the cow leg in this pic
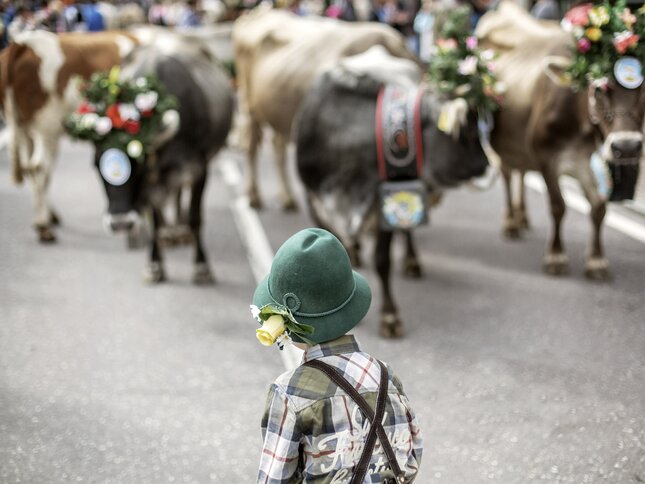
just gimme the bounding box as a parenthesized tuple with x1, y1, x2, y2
(272, 132, 297, 211)
(190, 170, 215, 285)
(575, 165, 610, 280)
(516, 171, 530, 230)
(502, 167, 521, 239)
(143, 207, 166, 284)
(402, 230, 422, 278)
(247, 118, 263, 209)
(375, 229, 403, 338)
(541, 166, 569, 275)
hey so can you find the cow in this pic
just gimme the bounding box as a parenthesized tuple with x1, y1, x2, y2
(476, 2, 645, 279)
(295, 47, 490, 338)
(232, 6, 419, 211)
(0, 30, 138, 243)
(86, 34, 233, 284)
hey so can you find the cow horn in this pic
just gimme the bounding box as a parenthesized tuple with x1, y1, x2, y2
(438, 98, 468, 139)
(152, 109, 180, 148)
(542, 56, 573, 87)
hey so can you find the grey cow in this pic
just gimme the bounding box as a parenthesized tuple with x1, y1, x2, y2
(92, 33, 234, 284)
(295, 49, 490, 338)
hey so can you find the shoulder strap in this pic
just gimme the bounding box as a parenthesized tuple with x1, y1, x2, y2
(303, 359, 403, 482)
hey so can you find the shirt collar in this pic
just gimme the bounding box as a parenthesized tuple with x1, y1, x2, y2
(302, 334, 362, 363)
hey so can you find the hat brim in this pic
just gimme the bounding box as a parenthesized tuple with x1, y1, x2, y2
(252, 270, 372, 344)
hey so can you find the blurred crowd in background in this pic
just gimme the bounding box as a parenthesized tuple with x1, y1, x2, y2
(0, 0, 566, 58)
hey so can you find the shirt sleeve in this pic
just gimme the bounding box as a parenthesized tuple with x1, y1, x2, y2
(257, 383, 302, 483)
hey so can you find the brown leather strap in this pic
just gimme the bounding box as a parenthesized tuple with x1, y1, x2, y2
(303, 359, 403, 482)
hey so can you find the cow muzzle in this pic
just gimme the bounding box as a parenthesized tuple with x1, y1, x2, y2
(602, 132, 644, 163)
(103, 211, 140, 233)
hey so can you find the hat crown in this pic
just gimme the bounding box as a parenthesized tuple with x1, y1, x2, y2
(268, 228, 354, 315)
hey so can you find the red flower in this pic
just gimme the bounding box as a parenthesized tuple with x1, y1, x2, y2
(141, 109, 153, 118)
(565, 3, 592, 26)
(106, 104, 125, 129)
(124, 120, 141, 135)
(613, 32, 639, 54)
(78, 102, 94, 114)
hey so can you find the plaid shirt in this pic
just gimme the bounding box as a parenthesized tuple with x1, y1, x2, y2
(257, 335, 423, 483)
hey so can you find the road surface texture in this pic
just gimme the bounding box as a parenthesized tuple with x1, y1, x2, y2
(1, 137, 644, 483)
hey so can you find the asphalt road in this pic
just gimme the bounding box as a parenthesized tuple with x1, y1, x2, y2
(1, 137, 644, 483)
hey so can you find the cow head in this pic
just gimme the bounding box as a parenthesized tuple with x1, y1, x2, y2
(423, 95, 490, 187)
(544, 56, 644, 200)
(94, 109, 180, 232)
(588, 81, 645, 163)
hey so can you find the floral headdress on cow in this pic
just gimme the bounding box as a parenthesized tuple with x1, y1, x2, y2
(65, 67, 178, 160)
(427, 6, 504, 115)
(564, 1, 645, 89)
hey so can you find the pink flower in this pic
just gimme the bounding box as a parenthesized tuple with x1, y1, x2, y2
(577, 38, 591, 53)
(613, 31, 639, 54)
(565, 3, 592, 26)
(466, 36, 478, 50)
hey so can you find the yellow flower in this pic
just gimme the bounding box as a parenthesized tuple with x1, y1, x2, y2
(638, 4, 645, 16)
(585, 27, 602, 42)
(589, 6, 609, 26)
(256, 315, 286, 346)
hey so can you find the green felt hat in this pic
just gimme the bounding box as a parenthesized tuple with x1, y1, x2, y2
(253, 228, 372, 344)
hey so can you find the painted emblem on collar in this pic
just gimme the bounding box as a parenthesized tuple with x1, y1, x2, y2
(99, 148, 131, 186)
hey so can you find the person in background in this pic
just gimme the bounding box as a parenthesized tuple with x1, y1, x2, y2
(62, 0, 87, 31)
(8, 3, 37, 41)
(531, 0, 560, 20)
(79, 0, 105, 31)
(177, 0, 201, 27)
(414, 0, 437, 63)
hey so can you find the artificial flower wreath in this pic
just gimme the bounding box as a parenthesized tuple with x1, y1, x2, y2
(427, 6, 503, 113)
(65, 67, 178, 160)
(564, 1, 645, 88)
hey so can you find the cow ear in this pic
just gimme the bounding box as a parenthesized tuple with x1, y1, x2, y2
(542, 56, 573, 87)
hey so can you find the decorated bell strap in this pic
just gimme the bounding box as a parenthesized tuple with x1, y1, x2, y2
(375, 84, 425, 181)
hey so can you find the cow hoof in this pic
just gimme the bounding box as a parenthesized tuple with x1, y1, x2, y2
(282, 199, 298, 212)
(249, 193, 262, 210)
(518, 215, 530, 230)
(585, 258, 611, 281)
(193, 263, 215, 285)
(403, 258, 422, 279)
(543, 253, 569, 276)
(36, 226, 56, 244)
(143, 262, 166, 284)
(50, 210, 61, 226)
(503, 223, 522, 240)
(349, 249, 362, 268)
(380, 313, 404, 339)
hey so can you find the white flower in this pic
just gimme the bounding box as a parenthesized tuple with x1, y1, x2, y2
(80, 113, 99, 129)
(480, 49, 495, 62)
(250, 304, 262, 322)
(127, 140, 144, 159)
(458, 56, 478, 76)
(135, 77, 148, 88)
(94, 117, 113, 136)
(135, 91, 158, 112)
(118, 103, 140, 121)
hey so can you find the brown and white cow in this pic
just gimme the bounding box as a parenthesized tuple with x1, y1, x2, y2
(0, 30, 138, 242)
(232, 7, 419, 210)
(476, 2, 644, 279)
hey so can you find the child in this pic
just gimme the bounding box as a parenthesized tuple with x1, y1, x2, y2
(251, 228, 423, 483)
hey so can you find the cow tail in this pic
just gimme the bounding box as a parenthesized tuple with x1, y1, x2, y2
(3, 43, 25, 185)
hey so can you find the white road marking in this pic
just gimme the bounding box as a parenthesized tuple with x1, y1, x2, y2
(219, 155, 303, 370)
(525, 173, 645, 244)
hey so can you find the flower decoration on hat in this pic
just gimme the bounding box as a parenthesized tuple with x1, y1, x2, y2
(251, 302, 316, 349)
(427, 6, 504, 113)
(564, 0, 645, 88)
(64, 66, 178, 160)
